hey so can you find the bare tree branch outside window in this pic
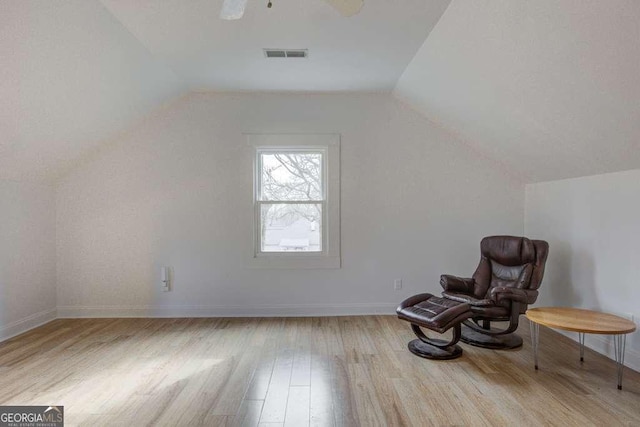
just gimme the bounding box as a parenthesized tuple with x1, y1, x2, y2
(260, 152, 323, 251)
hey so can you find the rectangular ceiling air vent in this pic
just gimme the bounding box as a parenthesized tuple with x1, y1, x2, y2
(264, 49, 308, 58)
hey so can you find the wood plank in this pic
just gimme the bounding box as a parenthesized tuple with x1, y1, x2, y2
(284, 385, 310, 427)
(309, 355, 334, 427)
(259, 348, 294, 423)
(229, 399, 264, 427)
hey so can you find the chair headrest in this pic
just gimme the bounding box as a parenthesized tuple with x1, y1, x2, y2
(480, 236, 536, 266)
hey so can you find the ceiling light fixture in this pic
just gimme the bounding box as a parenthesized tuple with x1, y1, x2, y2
(220, 0, 363, 20)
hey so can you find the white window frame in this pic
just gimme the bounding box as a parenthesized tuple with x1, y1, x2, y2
(247, 134, 341, 269)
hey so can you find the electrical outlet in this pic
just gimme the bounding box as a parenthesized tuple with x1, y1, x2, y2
(394, 279, 402, 290)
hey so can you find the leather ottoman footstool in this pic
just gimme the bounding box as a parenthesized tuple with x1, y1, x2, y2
(397, 293, 473, 360)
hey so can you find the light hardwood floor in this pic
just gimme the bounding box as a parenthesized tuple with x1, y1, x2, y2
(0, 316, 638, 426)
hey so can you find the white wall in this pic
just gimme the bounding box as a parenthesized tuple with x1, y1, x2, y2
(0, 181, 57, 340)
(525, 169, 640, 370)
(56, 93, 524, 317)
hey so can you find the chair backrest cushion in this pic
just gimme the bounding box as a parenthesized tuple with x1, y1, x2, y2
(471, 236, 548, 300)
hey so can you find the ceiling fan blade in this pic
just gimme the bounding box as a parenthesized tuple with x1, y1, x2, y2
(324, 0, 364, 17)
(220, 0, 248, 20)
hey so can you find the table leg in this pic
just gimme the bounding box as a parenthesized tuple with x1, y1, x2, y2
(530, 321, 540, 370)
(614, 334, 627, 390)
(579, 332, 585, 362)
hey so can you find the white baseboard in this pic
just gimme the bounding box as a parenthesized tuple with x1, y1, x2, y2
(556, 329, 640, 373)
(0, 308, 57, 342)
(57, 303, 398, 318)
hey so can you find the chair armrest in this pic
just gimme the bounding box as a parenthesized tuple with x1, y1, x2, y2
(440, 275, 474, 293)
(489, 287, 538, 304)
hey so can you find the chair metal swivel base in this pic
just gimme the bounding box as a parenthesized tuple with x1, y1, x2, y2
(460, 324, 523, 350)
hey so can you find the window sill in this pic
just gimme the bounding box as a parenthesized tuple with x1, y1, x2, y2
(248, 255, 341, 269)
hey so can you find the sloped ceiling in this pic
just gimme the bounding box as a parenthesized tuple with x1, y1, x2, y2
(3, 1, 639, 183)
(395, 0, 640, 183)
(1, 0, 450, 182)
(0, 1, 186, 181)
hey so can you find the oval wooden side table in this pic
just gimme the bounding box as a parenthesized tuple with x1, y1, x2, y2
(526, 307, 637, 390)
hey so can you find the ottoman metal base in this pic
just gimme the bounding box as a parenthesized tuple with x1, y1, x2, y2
(407, 322, 464, 360)
(408, 338, 463, 360)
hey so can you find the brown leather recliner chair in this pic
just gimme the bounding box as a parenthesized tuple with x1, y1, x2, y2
(440, 236, 549, 349)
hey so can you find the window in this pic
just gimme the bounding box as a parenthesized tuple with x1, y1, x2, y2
(258, 150, 324, 253)
(248, 134, 340, 268)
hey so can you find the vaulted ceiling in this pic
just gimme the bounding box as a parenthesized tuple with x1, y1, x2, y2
(2, 0, 639, 183)
(395, 0, 640, 183)
(0, 0, 449, 181)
